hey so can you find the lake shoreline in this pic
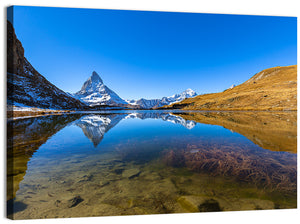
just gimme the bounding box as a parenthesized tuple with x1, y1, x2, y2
(6, 105, 297, 120)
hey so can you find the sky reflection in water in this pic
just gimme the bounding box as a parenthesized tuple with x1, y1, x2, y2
(8, 111, 297, 219)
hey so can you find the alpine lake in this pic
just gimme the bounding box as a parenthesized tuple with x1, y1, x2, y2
(7, 110, 297, 219)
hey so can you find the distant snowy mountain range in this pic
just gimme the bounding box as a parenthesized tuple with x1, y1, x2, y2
(72, 71, 197, 109)
(125, 88, 197, 109)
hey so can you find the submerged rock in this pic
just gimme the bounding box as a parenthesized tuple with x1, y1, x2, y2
(54, 200, 61, 207)
(198, 199, 221, 212)
(77, 175, 93, 183)
(114, 168, 124, 175)
(67, 196, 84, 208)
(122, 168, 141, 179)
(178, 196, 218, 212)
(178, 195, 275, 212)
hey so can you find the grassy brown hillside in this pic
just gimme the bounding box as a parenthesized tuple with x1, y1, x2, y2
(163, 65, 297, 111)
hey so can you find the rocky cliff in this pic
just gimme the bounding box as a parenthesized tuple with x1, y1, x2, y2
(7, 21, 87, 110)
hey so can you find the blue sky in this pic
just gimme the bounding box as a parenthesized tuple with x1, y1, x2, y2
(10, 6, 297, 99)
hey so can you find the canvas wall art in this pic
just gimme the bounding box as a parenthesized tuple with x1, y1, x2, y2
(7, 6, 297, 220)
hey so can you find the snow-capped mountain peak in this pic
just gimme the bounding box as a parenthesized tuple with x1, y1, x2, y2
(168, 88, 197, 101)
(91, 71, 103, 84)
(182, 88, 196, 96)
(78, 71, 103, 95)
(73, 71, 128, 107)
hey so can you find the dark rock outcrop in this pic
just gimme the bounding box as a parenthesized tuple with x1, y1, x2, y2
(7, 20, 87, 110)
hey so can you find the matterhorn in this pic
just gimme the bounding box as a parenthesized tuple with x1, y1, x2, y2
(74, 71, 128, 107)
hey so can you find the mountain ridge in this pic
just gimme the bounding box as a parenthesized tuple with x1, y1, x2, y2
(161, 65, 297, 111)
(126, 88, 197, 109)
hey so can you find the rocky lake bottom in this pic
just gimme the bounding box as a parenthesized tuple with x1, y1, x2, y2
(7, 110, 297, 219)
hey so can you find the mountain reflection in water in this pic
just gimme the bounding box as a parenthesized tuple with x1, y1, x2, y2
(7, 110, 297, 219)
(75, 114, 127, 147)
(75, 112, 197, 147)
